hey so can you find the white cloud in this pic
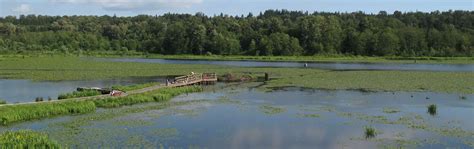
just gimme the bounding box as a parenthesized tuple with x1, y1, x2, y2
(50, 0, 203, 11)
(12, 4, 32, 14)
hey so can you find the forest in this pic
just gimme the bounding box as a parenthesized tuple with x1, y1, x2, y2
(0, 10, 472, 56)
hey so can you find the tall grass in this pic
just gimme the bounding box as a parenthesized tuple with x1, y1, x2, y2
(112, 82, 161, 92)
(58, 90, 102, 100)
(364, 126, 377, 139)
(0, 130, 60, 148)
(94, 86, 202, 108)
(0, 101, 96, 125)
(427, 104, 437, 116)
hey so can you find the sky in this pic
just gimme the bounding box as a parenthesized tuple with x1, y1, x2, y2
(1, 0, 473, 17)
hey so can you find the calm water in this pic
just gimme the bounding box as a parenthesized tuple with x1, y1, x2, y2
(2, 83, 472, 148)
(0, 77, 165, 103)
(99, 58, 474, 72)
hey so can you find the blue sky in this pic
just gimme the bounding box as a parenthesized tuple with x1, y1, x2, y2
(1, 0, 473, 17)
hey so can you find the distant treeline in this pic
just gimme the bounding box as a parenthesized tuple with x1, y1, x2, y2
(0, 10, 473, 56)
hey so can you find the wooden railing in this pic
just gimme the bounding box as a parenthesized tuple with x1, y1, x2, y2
(170, 73, 217, 87)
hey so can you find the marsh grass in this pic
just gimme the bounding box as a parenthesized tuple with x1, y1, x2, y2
(0, 84, 203, 125)
(112, 82, 161, 92)
(94, 86, 202, 108)
(365, 126, 377, 139)
(259, 105, 287, 115)
(0, 101, 96, 125)
(0, 130, 60, 148)
(58, 90, 102, 100)
(427, 104, 437, 116)
(383, 107, 400, 114)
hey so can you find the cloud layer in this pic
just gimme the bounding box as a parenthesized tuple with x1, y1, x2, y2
(12, 4, 32, 14)
(50, 0, 203, 11)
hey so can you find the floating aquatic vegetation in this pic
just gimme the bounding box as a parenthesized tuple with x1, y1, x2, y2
(383, 107, 400, 114)
(259, 105, 287, 115)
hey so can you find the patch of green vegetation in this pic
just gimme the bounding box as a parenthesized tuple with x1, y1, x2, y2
(427, 104, 437, 116)
(93, 86, 202, 108)
(383, 107, 400, 114)
(215, 96, 241, 104)
(364, 126, 377, 139)
(151, 128, 179, 139)
(0, 99, 6, 105)
(112, 82, 161, 92)
(0, 130, 60, 148)
(0, 56, 472, 94)
(0, 101, 96, 125)
(58, 90, 102, 100)
(0, 84, 202, 125)
(297, 113, 321, 118)
(259, 105, 287, 115)
(263, 69, 474, 94)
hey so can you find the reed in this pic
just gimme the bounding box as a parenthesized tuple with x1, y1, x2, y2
(58, 90, 102, 100)
(0, 101, 96, 125)
(364, 126, 377, 139)
(0, 130, 60, 148)
(112, 82, 161, 92)
(94, 86, 202, 108)
(427, 104, 437, 116)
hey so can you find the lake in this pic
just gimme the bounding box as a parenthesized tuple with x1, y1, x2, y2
(2, 83, 472, 148)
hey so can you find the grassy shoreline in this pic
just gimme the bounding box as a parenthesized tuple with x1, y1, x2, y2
(1, 53, 473, 64)
(0, 86, 203, 126)
(0, 56, 472, 94)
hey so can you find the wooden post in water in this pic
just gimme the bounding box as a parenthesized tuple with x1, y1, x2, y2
(264, 73, 269, 81)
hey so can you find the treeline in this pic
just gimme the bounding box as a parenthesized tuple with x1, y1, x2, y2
(0, 10, 473, 56)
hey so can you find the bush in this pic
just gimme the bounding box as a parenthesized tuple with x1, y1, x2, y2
(0, 99, 6, 105)
(0, 130, 60, 148)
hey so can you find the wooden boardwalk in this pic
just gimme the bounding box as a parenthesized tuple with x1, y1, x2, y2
(0, 73, 217, 107)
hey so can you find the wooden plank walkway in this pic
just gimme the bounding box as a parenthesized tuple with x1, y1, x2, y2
(0, 73, 217, 107)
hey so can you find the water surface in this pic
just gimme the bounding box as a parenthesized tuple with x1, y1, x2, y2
(1, 84, 472, 148)
(98, 58, 474, 72)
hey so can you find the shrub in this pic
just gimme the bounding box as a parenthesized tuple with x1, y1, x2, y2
(0, 100, 6, 105)
(0, 130, 60, 148)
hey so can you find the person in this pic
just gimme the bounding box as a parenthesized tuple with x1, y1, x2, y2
(304, 63, 308, 68)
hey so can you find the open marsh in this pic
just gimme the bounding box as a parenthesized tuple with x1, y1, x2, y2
(1, 83, 472, 148)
